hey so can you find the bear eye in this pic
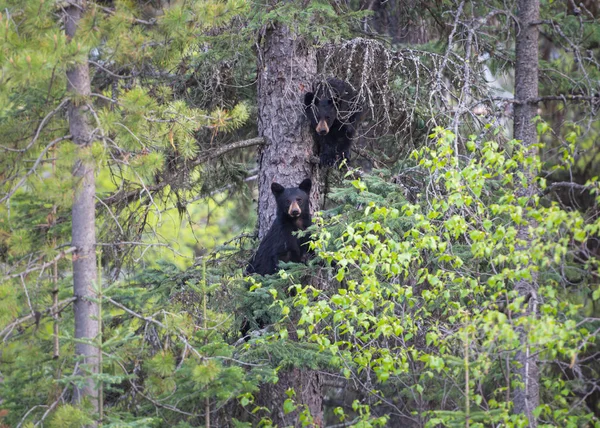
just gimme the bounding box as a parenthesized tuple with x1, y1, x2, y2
(296, 198, 302, 202)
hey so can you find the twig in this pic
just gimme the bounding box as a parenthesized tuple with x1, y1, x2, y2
(6, 247, 77, 279)
(19, 276, 35, 317)
(0, 136, 72, 204)
(190, 137, 265, 168)
(0, 99, 69, 153)
(34, 385, 69, 427)
(89, 61, 135, 80)
(1, 297, 77, 340)
(106, 297, 264, 367)
(109, 354, 202, 417)
(106, 297, 205, 361)
(489, 94, 599, 105)
(16, 405, 48, 428)
(541, 181, 591, 196)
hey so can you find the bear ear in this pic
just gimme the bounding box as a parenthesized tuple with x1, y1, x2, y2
(304, 92, 315, 106)
(271, 182, 285, 195)
(299, 179, 312, 193)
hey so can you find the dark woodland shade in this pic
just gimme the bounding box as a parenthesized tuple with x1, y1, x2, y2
(247, 179, 312, 275)
(304, 78, 363, 167)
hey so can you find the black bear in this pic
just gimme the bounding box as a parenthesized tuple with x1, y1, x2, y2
(304, 78, 363, 167)
(246, 178, 312, 275)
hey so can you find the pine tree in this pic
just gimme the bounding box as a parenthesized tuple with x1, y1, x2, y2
(0, 0, 256, 425)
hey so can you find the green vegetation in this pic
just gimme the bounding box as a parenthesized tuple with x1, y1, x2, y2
(1, 0, 599, 426)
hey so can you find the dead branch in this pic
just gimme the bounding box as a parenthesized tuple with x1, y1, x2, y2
(0, 99, 70, 153)
(0, 297, 77, 340)
(99, 137, 265, 208)
(541, 181, 592, 196)
(6, 247, 77, 280)
(0, 136, 72, 204)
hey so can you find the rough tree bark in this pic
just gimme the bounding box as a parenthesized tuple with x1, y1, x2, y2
(512, 0, 540, 425)
(65, 1, 100, 417)
(363, 0, 435, 45)
(254, 22, 323, 426)
(256, 24, 320, 238)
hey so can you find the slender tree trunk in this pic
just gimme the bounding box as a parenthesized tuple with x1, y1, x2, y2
(255, 22, 323, 426)
(65, 1, 100, 418)
(512, 0, 540, 425)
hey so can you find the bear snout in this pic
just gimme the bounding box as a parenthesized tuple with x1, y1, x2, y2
(315, 120, 329, 135)
(288, 201, 301, 217)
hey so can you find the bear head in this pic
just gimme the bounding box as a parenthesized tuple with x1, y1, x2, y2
(271, 179, 312, 223)
(304, 87, 339, 136)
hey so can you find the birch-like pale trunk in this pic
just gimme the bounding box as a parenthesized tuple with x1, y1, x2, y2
(65, 1, 100, 418)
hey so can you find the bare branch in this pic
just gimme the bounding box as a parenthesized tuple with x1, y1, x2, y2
(190, 136, 265, 168)
(0, 136, 72, 204)
(542, 181, 592, 196)
(6, 247, 77, 280)
(99, 137, 265, 207)
(0, 99, 69, 153)
(1, 297, 76, 340)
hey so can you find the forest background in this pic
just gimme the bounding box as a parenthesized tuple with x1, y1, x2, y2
(1, 0, 600, 427)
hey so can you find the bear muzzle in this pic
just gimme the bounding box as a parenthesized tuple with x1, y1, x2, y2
(288, 201, 302, 217)
(315, 119, 329, 135)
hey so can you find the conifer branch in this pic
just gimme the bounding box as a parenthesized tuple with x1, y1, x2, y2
(106, 297, 205, 361)
(0, 297, 76, 340)
(99, 137, 265, 207)
(0, 99, 70, 153)
(110, 356, 201, 417)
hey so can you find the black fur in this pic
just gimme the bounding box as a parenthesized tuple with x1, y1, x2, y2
(304, 78, 363, 167)
(246, 179, 312, 275)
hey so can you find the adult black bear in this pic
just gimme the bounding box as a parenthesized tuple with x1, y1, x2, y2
(304, 78, 363, 167)
(246, 179, 312, 275)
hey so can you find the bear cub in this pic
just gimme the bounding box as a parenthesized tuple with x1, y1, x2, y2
(304, 78, 363, 167)
(246, 179, 312, 275)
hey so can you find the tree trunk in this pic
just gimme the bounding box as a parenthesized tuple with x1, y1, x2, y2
(512, 0, 540, 425)
(255, 22, 323, 426)
(256, 24, 320, 238)
(255, 367, 322, 427)
(65, 1, 100, 418)
(363, 0, 435, 45)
